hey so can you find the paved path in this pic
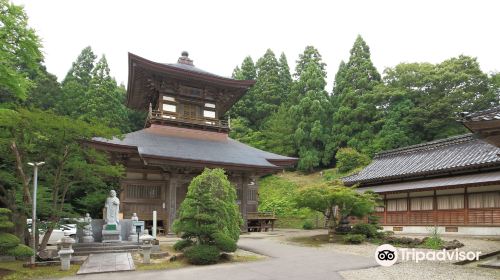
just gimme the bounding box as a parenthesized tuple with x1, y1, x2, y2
(66, 237, 377, 280)
(77, 252, 135, 274)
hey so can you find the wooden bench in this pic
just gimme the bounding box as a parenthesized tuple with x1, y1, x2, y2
(247, 212, 277, 232)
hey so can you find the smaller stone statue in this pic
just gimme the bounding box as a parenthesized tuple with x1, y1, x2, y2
(128, 213, 143, 242)
(131, 213, 139, 222)
(82, 213, 94, 243)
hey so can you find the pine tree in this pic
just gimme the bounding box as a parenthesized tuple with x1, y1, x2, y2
(331, 35, 381, 154)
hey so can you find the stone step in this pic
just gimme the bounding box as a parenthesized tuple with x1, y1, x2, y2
(74, 249, 140, 256)
(75, 246, 140, 253)
(73, 242, 139, 248)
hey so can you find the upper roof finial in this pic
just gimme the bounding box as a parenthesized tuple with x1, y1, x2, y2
(178, 51, 193, 65)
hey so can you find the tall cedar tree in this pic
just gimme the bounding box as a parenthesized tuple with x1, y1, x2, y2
(331, 35, 381, 154)
(59, 47, 140, 132)
(290, 47, 331, 171)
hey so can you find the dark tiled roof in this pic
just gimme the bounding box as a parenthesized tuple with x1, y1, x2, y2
(343, 134, 500, 185)
(461, 106, 500, 122)
(92, 127, 296, 169)
(163, 63, 229, 79)
(356, 170, 500, 193)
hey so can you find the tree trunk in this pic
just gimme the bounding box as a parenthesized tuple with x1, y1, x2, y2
(13, 211, 27, 242)
(39, 227, 53, 251)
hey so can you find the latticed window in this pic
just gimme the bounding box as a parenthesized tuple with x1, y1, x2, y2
(248, 189, 257, 202)
(126, 184, 161, 199)
(183, 104, 199, 119)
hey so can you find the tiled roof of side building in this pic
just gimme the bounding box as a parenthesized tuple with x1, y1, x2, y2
(90, 125, 297, 170)
(343, 133, 500, 185)
(461, 106, 500, 122)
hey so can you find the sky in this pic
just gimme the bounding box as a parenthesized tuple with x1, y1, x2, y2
(13, 0, 500, 89)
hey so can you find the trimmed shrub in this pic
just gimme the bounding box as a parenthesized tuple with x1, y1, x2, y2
(0, 232, 20, 250)
(6, 244, 34, 258)
(343, 234, 366, 244)
(173, 239, 193, 251)
(423, 237, 443, 250)
(184, 244, 220, 265)
(302, 221, 313, 230)
(335, 148, 370, 173)
(212, 233, 237, 252)
(352, 223, 380, 238)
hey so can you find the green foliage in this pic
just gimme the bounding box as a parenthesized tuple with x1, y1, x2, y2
(173, 168, 242, 249)
(0, 233, 20, 250)
(184, 244, 220, 265)
(335, 148, 370, 173)
(371, 55, 498, 153)
(0, 109, 123, 237)
(343, 233, 366, 244)
(290, 47, 331, 171)
(302, 220, 314, 230)
(0, 0, 42, 101)
(173, 239, 193, 251)
(5, 244, 33, 258)
(351, 223, 380, 238)
(423, 237, 443, 250)
(212, 232, 237, 252)
(331, 35, 381, 155)
(58, 47, 140, 132)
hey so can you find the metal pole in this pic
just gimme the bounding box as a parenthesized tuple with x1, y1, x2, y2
(31, 165, 38, 266)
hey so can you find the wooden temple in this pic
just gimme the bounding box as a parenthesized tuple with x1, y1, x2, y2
(88, 52, 297, 233)
(344, 129, 500, 235)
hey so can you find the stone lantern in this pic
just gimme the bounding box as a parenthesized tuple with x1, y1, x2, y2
(57, 236, 75, 271)
(139, 231, 154, 264)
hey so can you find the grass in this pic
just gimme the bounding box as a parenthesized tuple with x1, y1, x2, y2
(134, 244, 263, 271)
(0, 261, 80, 280)
(288, 234, 344, 247)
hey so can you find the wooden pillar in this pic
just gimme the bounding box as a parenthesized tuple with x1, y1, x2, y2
(464, 187, 469, 225)
(433, 189, 437, 226)
(241, 173, 249, 232)
(406, 192, 410, 225)
(383, 194, 387, 225)
(167, 173, 178, 234)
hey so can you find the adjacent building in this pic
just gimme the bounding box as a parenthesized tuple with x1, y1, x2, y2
(343, 133, 500, 235)
(88, 52, 297, 233)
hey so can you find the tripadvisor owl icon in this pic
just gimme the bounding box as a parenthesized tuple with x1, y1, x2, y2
(375, 244, 398, 266)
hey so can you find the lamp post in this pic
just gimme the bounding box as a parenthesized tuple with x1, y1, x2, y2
(28, 161, 45, 266)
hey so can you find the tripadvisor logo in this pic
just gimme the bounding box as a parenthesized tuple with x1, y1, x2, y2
(375, 244, 398, 266)
(375, 244, 482, 266)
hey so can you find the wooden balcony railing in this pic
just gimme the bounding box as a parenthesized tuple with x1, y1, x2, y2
(146, 109, 229, 131)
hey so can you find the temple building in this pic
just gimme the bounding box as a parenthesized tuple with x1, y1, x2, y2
(88, 52, 297, 233)
(343, 132, 500, 235)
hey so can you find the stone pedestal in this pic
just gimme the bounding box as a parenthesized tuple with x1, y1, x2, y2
(102, 224, 121, 243)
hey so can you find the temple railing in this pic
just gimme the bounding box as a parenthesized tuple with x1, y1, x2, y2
(146, 109, 229, 131)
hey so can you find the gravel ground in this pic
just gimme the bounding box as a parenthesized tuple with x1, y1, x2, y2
(263, 229, 500, 280)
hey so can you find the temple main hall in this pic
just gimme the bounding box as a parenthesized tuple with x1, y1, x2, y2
(88, 52, 297, 233)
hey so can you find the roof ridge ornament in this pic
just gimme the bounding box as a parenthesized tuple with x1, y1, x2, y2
(177, 51, 193, 66)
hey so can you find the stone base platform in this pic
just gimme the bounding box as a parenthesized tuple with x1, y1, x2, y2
(77, 252, 135, 275)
